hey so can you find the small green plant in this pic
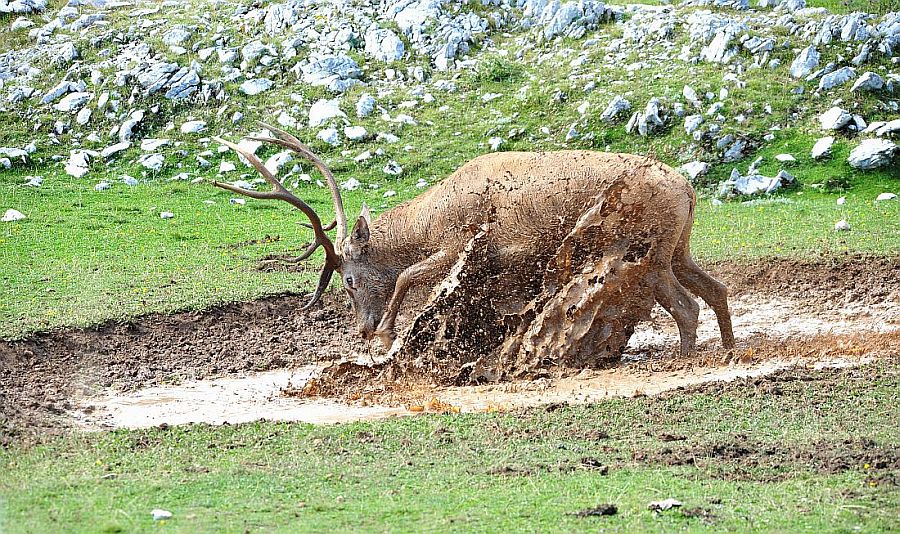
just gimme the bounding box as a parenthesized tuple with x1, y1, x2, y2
(474, 56, 525, 84)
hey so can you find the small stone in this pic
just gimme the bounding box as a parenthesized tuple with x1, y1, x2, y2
(54, 92, 91, 112)
(309, 99, 346, 128)
(230, 198, 246, 205)
(790, 46, 819, 78)
(383, 161, 402, 176)
(159, 212, 174, 220)
(848, 139, 897, 170)
(341, 177, 361, 191)
(101, 142, 131, 159)
(219, 161, 236, 173)
(850, 72, 884, 92)
(811, 136, 835, 159)
(239, 78, 274, 96)
(94, 181, 111, 192)
(680, 161, 709, 181)
(819, 107, 851, 131)
(1, 209, 26, 222)
(122, 176, 138, 186)
(65, 151, 91, 178)
(775, 154, 795, 162)
(837, 196, 846, 206)
(684, 114, 704, 134)
(599, 95, 631, 122)
(180, 121, 206, 134)
(356, 94, 376, 118)
(834, 219, 851, 232)
(138, 154, 165, 171)
(317, 128, 340, 146)
(875, 193, 897, 202)
(818, 67, 856, 91)
(344, 126, 367, 141)
(488, 137, 503, 151)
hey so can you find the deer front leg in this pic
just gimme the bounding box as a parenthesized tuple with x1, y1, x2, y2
(375, 249, 452, 348)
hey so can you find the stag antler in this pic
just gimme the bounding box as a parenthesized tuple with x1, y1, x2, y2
(212, 130, 346, 310)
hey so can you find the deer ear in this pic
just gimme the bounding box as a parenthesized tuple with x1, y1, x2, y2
(351, 213, 370, 243)
(360, 202, 372, 224)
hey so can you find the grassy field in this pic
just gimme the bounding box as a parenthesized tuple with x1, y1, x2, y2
(2, 360, 898, 532)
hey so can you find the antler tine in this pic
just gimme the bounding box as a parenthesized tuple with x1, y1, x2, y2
(254, 121, 349, 247)
(302, 220, 337, 231)
(300, 264, 335, 310)
(212, 136, 341, 271)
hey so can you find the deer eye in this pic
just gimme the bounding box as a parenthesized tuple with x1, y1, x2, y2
(345, 276, 355, 290)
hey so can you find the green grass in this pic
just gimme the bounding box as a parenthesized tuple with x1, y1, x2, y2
(2, 360, 898, 532)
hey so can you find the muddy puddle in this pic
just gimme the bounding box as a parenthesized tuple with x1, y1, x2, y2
(74, 293, 897, 430)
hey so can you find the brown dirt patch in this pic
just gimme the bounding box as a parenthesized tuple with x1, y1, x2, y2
(632, 435, 900, 483)
(0, 293, 365, 445)
(708, 254, 899, 307)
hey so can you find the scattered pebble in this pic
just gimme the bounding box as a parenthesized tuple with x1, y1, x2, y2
(151, 509, 173, 521)
(834, 219, 851, 232)
(2, 209, 26, 222)
(160, 212, 174, 219)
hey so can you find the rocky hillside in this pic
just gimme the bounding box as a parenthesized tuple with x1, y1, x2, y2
(1, 0, 898, 209)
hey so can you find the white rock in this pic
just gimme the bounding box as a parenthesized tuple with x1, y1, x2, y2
(1, 209, 26, 222)
(775, 153, 795, 162)
(309, 99, 346, 128)
(141, 139, 170, 151)
(364, 28, 405, 62)
(122, 175, 138, 186)
(383, 161, 402, 175)
(138, 154, 165, 171)
(680, 161, 709, 180)
(684, 114, 704, 134)
(94, 181, 110, 191)
(159, 212, 174, 220)
(790, 46, 819, 78)
(819, 107, 851, 130)
(599, 95, 631, 122)
(848, 139, 897, 170)
(341, 177, 361, 191)
(24, 176, 43, 187)
(818, 67, 856, 91)
(230, 198, 246, 205)
(850, 72, 884, 92)
(811, 136, 834, 159)
(834, 219, 851, 232)
(101, 142, 130, 159)
(64, 151, 91, 178)
(383, 190, 397, 198)
(219, 161, 236, 173)
(76, 107, 92, 125)
(875, 193, 897, 202)
(344, 126, 367, 141)
(264, 151, 293, 175)
(836, 196, 846, 206)
(180, 120, 207, 134)
(488, 137, 503, 151)
(239, 78, 274, 96)
(54, 92, 91, 112)
(316, 128, 340, 146)
(356, 94, 376, 118)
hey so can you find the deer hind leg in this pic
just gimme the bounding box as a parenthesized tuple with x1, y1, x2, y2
(651, 268, 700, 355)
(671, 219, 736, 349)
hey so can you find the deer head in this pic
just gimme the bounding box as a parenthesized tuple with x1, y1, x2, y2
(213, 122, 394, 339)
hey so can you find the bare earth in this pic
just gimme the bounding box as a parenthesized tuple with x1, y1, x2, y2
(1, 256, 898, 444)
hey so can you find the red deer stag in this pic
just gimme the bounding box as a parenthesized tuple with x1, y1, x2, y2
(213, 123, 735, 355)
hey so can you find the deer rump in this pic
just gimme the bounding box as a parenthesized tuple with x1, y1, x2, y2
(386, 154, 698, 383)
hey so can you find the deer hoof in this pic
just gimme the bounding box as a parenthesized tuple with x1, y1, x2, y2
(375, 328, 395, 349)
